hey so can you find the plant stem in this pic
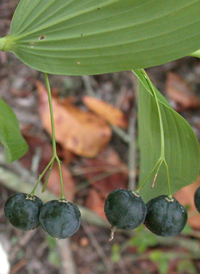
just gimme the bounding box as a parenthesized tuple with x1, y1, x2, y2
(30, 73, 65, 200)
(128, 102, 137, 191)
(140, 69, 165, 159)
(41, 160, 54, 192)
(136, 69, 172, 197)
(43, 73, 65, 200)
(44, 73, 57, 155)
(111, 125, 130, 143)
(164, 159, 172, 199)
(30, 157, 54, 195)
(136, 158, 162, 193)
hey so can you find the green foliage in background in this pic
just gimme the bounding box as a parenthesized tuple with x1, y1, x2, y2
(0, 98, 28, 163)
(46, 235, 61, 268)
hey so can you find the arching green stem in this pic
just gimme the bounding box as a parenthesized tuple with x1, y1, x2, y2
(30, 73, 65, 200)
(43, 73, 65, 200)
(139, 69, 165, 159)
(135, 69, 172, 197)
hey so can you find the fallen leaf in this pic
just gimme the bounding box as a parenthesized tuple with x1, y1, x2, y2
(166, 72, 200, 110)
(83, 96, 128, 129)
(96, 146, 127, 166)
(44, 162, 75, 201)
(36, 81, 112, 157)
(61, 148, 76, 166)
(83, 147, 128, 198)
(174, 177, 200, 230)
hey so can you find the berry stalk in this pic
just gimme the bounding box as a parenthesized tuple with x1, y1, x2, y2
(135, 69, 172, 198)
(43, 73, 65, 200)
(30, 73, 65, 200)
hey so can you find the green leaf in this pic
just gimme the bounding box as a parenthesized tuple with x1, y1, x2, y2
(134, 69, 200, 202)
(2, 0, 200, 75)
(149, 251, 172, 274)
(111, 244, 121, 263)
(130, 227, 159, 253)
(0, 98, 28, 163)
(48, 250, 61, 268)
(177, 260, 198, 274)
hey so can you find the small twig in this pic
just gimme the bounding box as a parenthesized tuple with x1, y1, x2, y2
(36, 241, 48, 257)
(151, 173, 158, 189)
(0, 51, 7, 64)
(70, 165, 128, 176)
(57, 239, 77, 274)
(30, 147, 42, 175)
(82, 222, 113, 272)
(0, 153, 37, 185)
(82, 75, 96, 97)
(115, 86, 129, 109)
(11, 259, 27, 274)
(83, 76, 130, 143)
(128, 101, 137, 191)
(10, 230, 37, 261)
(109, 226, 116, 241)
(111, 125, 130, 143)
(75, 167, 127, 193)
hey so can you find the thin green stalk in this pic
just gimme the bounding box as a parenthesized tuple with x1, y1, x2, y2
(151, 159, 163, 188)
(30, 157, 54, 195)
(42, 160, 54, 192)
(140, 69, 165, 159)
(164, 159, 172, 199)
(55, 155, 65, 200)
(43, 73, 65, 200)
(44, 73, 57, 155)
(136, 69, 172, 197)
(30, 73, 65, 200)
(136, 158, 162, 193)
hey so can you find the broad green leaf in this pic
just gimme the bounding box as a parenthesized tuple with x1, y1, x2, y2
(0, 98, 28, 163)
(1, 0, 200, 75)
(134, 69, 200, 202)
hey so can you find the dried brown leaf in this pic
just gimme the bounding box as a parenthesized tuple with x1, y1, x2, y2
(36, 81, 112, 157)
(174, 177, 200, 230)
(83, 147, 128, 198)
(166, 72, 199, 109)
(83, 96, 128, 129)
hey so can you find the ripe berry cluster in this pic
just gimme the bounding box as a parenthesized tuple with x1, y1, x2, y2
(104, 189, 188, 237)
(4, 193, 81, 239)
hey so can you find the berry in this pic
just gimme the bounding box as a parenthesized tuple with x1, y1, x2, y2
(39, 200, 81, 239)
(104, 189, 147, 230)
(4, 193, 43, 230)
(145, 195, 188, 237)
(194, 187, 200, 213)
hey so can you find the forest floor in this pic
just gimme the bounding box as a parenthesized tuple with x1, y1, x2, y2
(1, 1, 200, 274)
